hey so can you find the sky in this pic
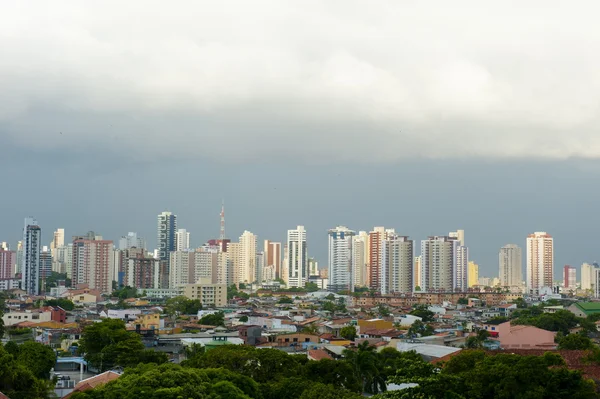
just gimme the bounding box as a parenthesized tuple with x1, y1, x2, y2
(2, 1, 600, 278)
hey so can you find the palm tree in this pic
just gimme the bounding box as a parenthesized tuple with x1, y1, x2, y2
(343, 341, 386, 394)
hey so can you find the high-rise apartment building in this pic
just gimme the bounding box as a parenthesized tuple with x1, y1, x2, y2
(0, 249, 16, 279)
(499, 244, 522, 287)
(414, 256, 422, 290)
(368, 227, 395, 291)
(175, 229, 191, 252)
(563, 265, 576, 290)
(449, 230, 465, 246)
(72, 233, 114, 293)
(468, 261, 479, 288)
(581, 263, 598, 291)
(382, 235, 414, 294)
(263, 240, 282, 279)
(526, 232, 553, 293)
(286, 226, 307, 288)
(157, 212, 178, 260)
(118, 232, 146, 250)
(40, 246, 52, 280)
(352, 231, 368, 288)
(22, 218, 42, 295)
(420, 236, 458, 292)
(169, 250, 194, 287)
(50, 228, 64, 257)
(238, 231, 257, 284)
(455, 245, 469, 291)
(157, 211, 177, 287)
(327, 226, 355, 293)
(308, 258, 319, 276)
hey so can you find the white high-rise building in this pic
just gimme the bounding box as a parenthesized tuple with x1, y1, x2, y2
(169, 250, 193, 287)
(352, 231, 369, 288)
(50, 228, 64, 257)
(420, 236, 459, 292)
(581, 263, 598, 291)
(455, 245, 469, 291)
(499, 244, 523, 287)
(328, 226, 355, 293)
(22, 218, 42, 295)
(526, 232, 554, 293)
(414, 256, 422, 290)
(286, 226, 307, 288)
(238, 231, 257, 284)
(175, 229, 191, 252)
(308, 258, 319, 276)
(449, 230, 465, 246)
(382, 235, 414, 294)
(119, 232, 146, 250)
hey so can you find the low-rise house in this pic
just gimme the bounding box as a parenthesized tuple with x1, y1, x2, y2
(273, 333, 319, 347)
(568, 302, 600, 318)
(63, 371, 120, 399)
(2, 309, 52, 326)
(358, 318, 393, 334)
(482, 321, 556, 349)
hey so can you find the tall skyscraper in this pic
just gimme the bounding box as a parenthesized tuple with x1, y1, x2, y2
(468, 261, 479, 288)
(449, 229, 465, 246)
(22, 218, 42, 295)
(414, 256, 422, 290)
(175, 229, 191, 251)
(581, 263, 597, 291)
(455, 245, 469, 291)
(40, 246, 52, 279)
(157, 212, 177, 260)
(382, 235, 414, 294)
(50, 228, 64, 256)
(420, 236, 458, 292)
(0, 249, 16, 279)
(352, 231, 369, 288)
(15, 241, 23, 274)
(118, 232, 146, 250)
(563, 265, 576, 290)
(157, 211, 177, 288)
(327, 226, 355, 293)
(368, 227, 395, 291)
(499, 244, 523, 287)
(72, 233, 114, 293)
(526, 232, 553, 293)
(308, 258, 319, 276)
(238, 231, 257, 284)
(286, 226, 307, 288)
(263, 240, 282, 279)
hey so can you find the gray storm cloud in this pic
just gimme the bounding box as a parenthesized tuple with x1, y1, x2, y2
(2, 0, 600, 162)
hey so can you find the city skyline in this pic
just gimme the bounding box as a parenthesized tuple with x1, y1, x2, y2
(0, 210, 597, 281)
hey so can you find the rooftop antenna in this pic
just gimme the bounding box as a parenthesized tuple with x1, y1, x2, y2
(220, 200, 225, 239)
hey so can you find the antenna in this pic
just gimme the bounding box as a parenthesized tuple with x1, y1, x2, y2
(220, 200, 225, 239)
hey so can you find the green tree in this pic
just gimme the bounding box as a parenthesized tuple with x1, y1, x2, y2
(407, 319, 434, 337)
(16, 341, 56, 379)
(198, 311, 225, 326)
(322, 301, 336, 312)
(78, 318, 165, 371)
(457, 297, 469, 305)
(303, 359, 361, 392)
(111, 286, 139, 299)
(340, 325, 357, 341)
(0, 292, 5, 338)
(557, 333, 594, 350)
(301, 323, 319, 335)
(278, 296, 294, 304)
(343, 341, 386, 394)
(239, 315, 249, 322)
(44, 298, 75, 311)
(70, 363, 260, 399)
(409, 305, 434, 322)
(377, 304, 390, 317)
(305, 282, 319, 292)
(45, 271, 71, 288)
(0, 344, 54, 399)
(165, 296, 202, 315)
(299, 383, 363, 399)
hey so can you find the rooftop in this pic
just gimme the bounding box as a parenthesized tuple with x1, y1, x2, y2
(574, 302, 600, 315)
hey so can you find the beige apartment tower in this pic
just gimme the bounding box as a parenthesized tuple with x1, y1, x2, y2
(526, 233, 553, 293)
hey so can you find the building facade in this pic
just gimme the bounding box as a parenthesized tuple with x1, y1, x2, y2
(420, 236, 458, 292)
(499, 244, 522, 287)
(563, 265, 576, 290)
(327, 226, 355, 293)
(468, 261, 479, 288)
(22, 218, 42, 295)
(175, 229, 191, 251)
(286, 226, 307, 288)
(382, 235, 414, 294)
(72, 234, 114, 293)
(182, 278, 227, 307)
(368, 227, 395, 291)
(526, 232, 553, 293)
(263, 240, 282, 279)
(581, 263, 598, 291)
(0, 249, 16, 280)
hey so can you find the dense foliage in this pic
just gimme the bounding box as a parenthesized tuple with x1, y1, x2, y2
(165, 296, 203, 315)
(340, 325, 357, 341)
(44, 298, 75, 311)
(198, 311, 225, 326)
(78, 318, 167, 371)
(111, 286, 139, 300)
(0, 342, 55, 399)
(409, 305, 434, 322)
(374, 350, 597, 399)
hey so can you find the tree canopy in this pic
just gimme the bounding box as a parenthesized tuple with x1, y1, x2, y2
(340, 325, 357, 341)
(198, 311, 225, 326)
(44, 298, 75, 311)
(78, 318, 167, 371)
(165, 296, 202, 315)
(0, 343, 54, 399)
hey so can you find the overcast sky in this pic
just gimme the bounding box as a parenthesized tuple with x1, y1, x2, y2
(2, 1, 600, 277)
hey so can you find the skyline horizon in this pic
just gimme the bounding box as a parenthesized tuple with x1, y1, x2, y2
(2, 211, 596, 282)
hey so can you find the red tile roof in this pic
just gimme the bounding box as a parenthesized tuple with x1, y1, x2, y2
(308, 349, 333, 361)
